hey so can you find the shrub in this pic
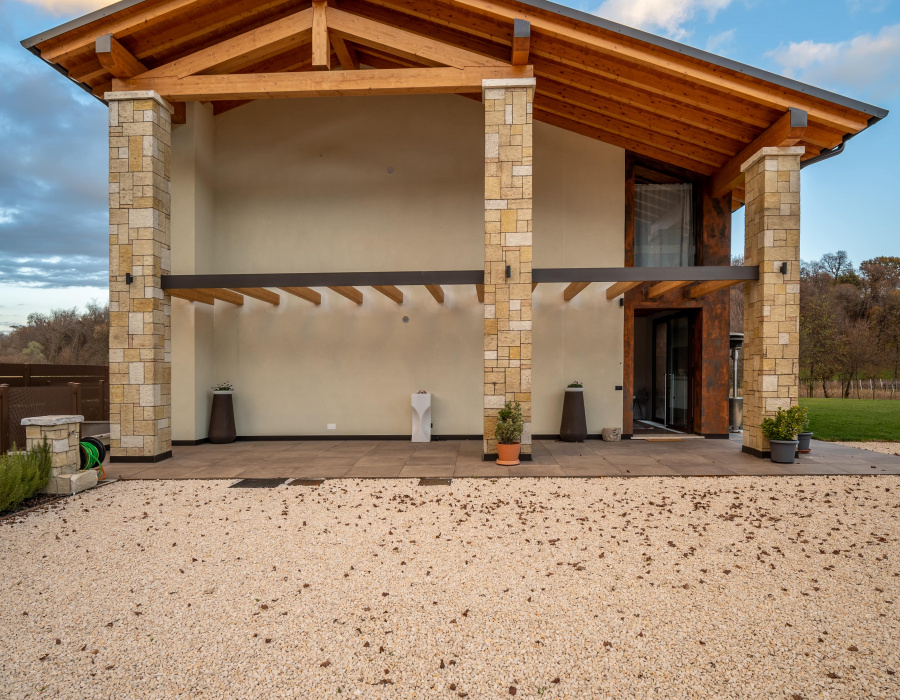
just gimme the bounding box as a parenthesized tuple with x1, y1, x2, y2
(761, 405, 809, 442)
(495, 401, 524, 445)
(567, 381, 583, 388)
(0, 440, 52, 513)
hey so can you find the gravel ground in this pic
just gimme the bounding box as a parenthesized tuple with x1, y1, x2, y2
(836, 441, 900, 457)
(1, 476, 898, 699)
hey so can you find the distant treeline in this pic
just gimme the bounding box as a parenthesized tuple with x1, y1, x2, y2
(0, 303, 109, 366)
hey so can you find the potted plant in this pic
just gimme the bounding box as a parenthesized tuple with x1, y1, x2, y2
(495, 400, 524, 465)
(797, 414, 814, 454)
(209, 381, 236, 444)
(761, 405, 808, 464)
(560, 381, 587, 442)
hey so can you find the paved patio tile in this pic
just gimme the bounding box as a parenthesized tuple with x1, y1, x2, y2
(453, 464, 510, 478)
(398, 465, 455, 478)
(344, 465, 404, 478)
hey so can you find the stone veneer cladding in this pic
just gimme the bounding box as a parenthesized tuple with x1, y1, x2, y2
(106, 91, 174, 460)
(741, 146, 803, 456)
(483, 79, 534, 456)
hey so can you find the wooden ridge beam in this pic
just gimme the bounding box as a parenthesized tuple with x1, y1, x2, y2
(197, 288, 244, 305)
(327, 7, 507, 68)
(138, 7, 315, 79)
(475, 284, 485, 303)
(424, 284, 445, 303)
(563, 282, 590, 301)
(511, 19, 530, 65)
(113, 66, 532, 101)
(329, 286, 364, 304)
(278, 286, 321, 304)
(372, 285, 404, 303)
(312, 0, 330, 70)
(689, 279, 746, 298)
(647, 280, 691, 299)
(168, 288, 215, 305)
(605, 281, 642, 300)
(228, 287, 280, 305)
(95, 34, 146, 78)
(710, 108, 808, 197)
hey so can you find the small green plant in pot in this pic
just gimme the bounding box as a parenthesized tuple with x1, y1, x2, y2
(495, 400, 524, 466)
(761, 405, 808, 464)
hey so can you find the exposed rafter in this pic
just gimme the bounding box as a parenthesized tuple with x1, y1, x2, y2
(329, 286, 364, 304)
(197, 288, 244, 305)
(511, 18, 530, 65)
(605, 281, 642, 300)
(424, 284, 444, 303)
(95, 34, 146, 78)
(278, 286, 322, 304)
(563, 282, 590, 301)
(647, 280, 691, 299)
(372, 285, 404, 303)
(689, 279, 746, 298)
(168, 288, 215, 305)
(229, 287, 280, 305)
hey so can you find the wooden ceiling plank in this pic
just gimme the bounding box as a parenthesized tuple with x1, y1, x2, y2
(114, 65, 533, 100)
(605, 281, 642, 300)
(689, 279, 745, 298)
(228, 287, 280, 304)
(372, 285, 404, 303)
(424, 284, 445, 303)
(329, 286, 364, 304)
(196, 287, 244, 305)
(475, 283, 485, 303)
(332, 35, 361, 69)
(278, 286, 322, 304)
(168, 288, 215, 305)
(563, 282, 590, 301)
(647, 280, 692, 299)
(95, 33, 147, 78)
(312, 0, 331, 70)
(511, 18, 530, 65)
(710, 108, 807, 198)
(137, 6, 314, 79)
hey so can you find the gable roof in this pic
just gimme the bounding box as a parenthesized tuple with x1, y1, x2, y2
(22, 0, 888, 181)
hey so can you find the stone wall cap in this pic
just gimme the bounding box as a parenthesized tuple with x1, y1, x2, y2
(104, 90, 174, 113)
(21, 415, 84, 427)
(740, 146, 806, 173)
(482, 78, 537, 90)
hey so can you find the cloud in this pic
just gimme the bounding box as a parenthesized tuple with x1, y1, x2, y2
(595, 0, 733, 40)
(16, 0, 116, 16)
(767, 23, 900, 101)
(706, 28, 735, 55)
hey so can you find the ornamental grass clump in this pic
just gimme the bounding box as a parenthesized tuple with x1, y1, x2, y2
(495, 401, 524, 445)
(0, 440, 52, 514)
(761, 405, 809, 442)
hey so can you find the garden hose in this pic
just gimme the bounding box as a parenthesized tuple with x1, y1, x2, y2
(79, 441, 106, 481)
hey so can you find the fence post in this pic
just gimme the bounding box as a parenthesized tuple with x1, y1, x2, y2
(99, 378, 107, 422)
(0, 384, 8, 454)
(68, 382, 82, 416)
(23, 364, 31, 387)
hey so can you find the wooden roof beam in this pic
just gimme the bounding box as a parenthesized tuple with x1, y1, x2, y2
(648, 280, 691, 299)
(425, 284, 445, 303)
(710, 108, 808, 197)
(511, 19, 530, 65)
(114, 66, 532, 101)
(564, 282, 590, 301)
(95, 34, 146, 78)
(228, 287, 280, 305)
(372, 285, 403, 303)
(605, 281, 642, 300)
(168, 288, 215, 305)
(689, 279, 747, 298)
(312, 0, 330, 71)
(278, 286, 321, 304)
(197, 288, 244, 305)
(332, 36, 360, 70)
(329, 286, 363, 304)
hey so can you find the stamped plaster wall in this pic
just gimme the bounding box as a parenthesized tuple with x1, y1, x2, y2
(170, 94, 623, 439)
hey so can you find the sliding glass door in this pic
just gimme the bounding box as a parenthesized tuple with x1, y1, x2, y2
(652, 314, 693, 432)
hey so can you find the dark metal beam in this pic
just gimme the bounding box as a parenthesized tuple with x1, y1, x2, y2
(532, 266, 759, 283)
(162, 270, 484, 289)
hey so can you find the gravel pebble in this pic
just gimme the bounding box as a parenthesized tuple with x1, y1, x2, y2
(1, 476, 898, 699)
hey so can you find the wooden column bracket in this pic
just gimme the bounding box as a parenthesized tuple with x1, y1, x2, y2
(563, 282, 590, 301)
(605, 281, 642, 300)
(511, 19, 530, 65)
(229, 287, 280, 305)
(329, 286, 363, 304)
(647, 280, 691, 299)
(424, 284, 444, 303)
(278, 286, 321, 304)
(372, 285, 403, 303)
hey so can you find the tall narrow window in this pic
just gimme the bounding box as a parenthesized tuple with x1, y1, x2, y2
(634, 183, 694, 267)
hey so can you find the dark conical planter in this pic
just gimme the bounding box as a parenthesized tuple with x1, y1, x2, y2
(769, 439, 798, 464)
(209, 391, 236, 444)
(797, 432, 814, 453)
(560, 388, 587, 442)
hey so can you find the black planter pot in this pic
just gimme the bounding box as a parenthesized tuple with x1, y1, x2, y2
(560, 388, 587, 442)
(209, 391, 236, 444)
(769, 439, 798, 464)
(797, 432, 814, 453)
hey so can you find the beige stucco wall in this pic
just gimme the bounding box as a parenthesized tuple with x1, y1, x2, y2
(170, 94, 623, 439)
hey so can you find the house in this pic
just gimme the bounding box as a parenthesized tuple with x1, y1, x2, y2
(22, 0, 887, 462)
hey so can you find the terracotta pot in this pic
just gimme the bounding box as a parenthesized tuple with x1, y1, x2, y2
(496, 442, 521, 466)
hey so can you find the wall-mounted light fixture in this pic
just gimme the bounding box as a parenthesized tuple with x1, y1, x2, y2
(779, 262, 788, 275)
(125, 273, 133, 285)
(505, 265, 511, 279)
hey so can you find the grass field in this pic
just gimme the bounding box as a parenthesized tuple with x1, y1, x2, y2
(799, 398, 900, 442)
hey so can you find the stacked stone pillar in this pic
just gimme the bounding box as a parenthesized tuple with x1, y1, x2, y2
(482, 78, 534, 458)
(23, 415, 97, 494)
(106, 91, 174, 462)
(740, 146, 803, 457)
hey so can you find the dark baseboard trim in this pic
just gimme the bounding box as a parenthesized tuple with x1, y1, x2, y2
(741, 445, 770, 459)
(532, 434, 603, 441)
(483, 453, 534, 462)
(704, 434, 731, 440)
(110, 450, 173, 464)
(232, 434, 482, 442)
(622, 433, 633, 440)
(173, 438, 209, 447)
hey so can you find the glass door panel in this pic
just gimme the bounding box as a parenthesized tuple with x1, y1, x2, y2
(652, 314, 693, 432)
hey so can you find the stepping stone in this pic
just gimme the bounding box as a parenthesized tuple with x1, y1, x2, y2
(290, 479, 325, 486)
(229, 478, 285, 488)
(418, 478, 452, 486)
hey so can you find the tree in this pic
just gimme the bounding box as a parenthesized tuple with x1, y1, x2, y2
(0, 303, 109, 365)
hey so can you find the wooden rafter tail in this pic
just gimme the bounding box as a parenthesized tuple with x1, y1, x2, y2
(511, 19, 530, 65)
(605, 281, 642, 300)
(95, 34, 146, 78)
(197, 288, 244, 305)
(312, 0, 330, 70)
(647, 280, 691, 299)
(278, 286, 322, 304)
(710, 108, 808, 197)
(689, 279, 747, 298)
(475, 284, 485, 303)
(563, 281, 590, 301)
(424, 284, 444, 303)
(372, 285, 403, 304)
(168, 288, 215, 305)
(329, 286, 363, 304)
(228, 287, 280, 305)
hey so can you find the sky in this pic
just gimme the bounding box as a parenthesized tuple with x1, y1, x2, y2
(0, 0, 898, 330)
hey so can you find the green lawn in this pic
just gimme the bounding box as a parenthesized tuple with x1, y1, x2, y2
(799, 398, 900, 442)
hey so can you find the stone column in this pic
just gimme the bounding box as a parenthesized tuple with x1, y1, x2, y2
(106, 91, 174, 462)
(740, 146, 803, 457)
(22, 415, 97, 495)
(482, 78, 534, 459)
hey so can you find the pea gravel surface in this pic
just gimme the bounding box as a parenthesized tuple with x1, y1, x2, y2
(1, 476, 898, 699)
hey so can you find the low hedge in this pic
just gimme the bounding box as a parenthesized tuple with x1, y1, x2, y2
(0, 440, 52, 513)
